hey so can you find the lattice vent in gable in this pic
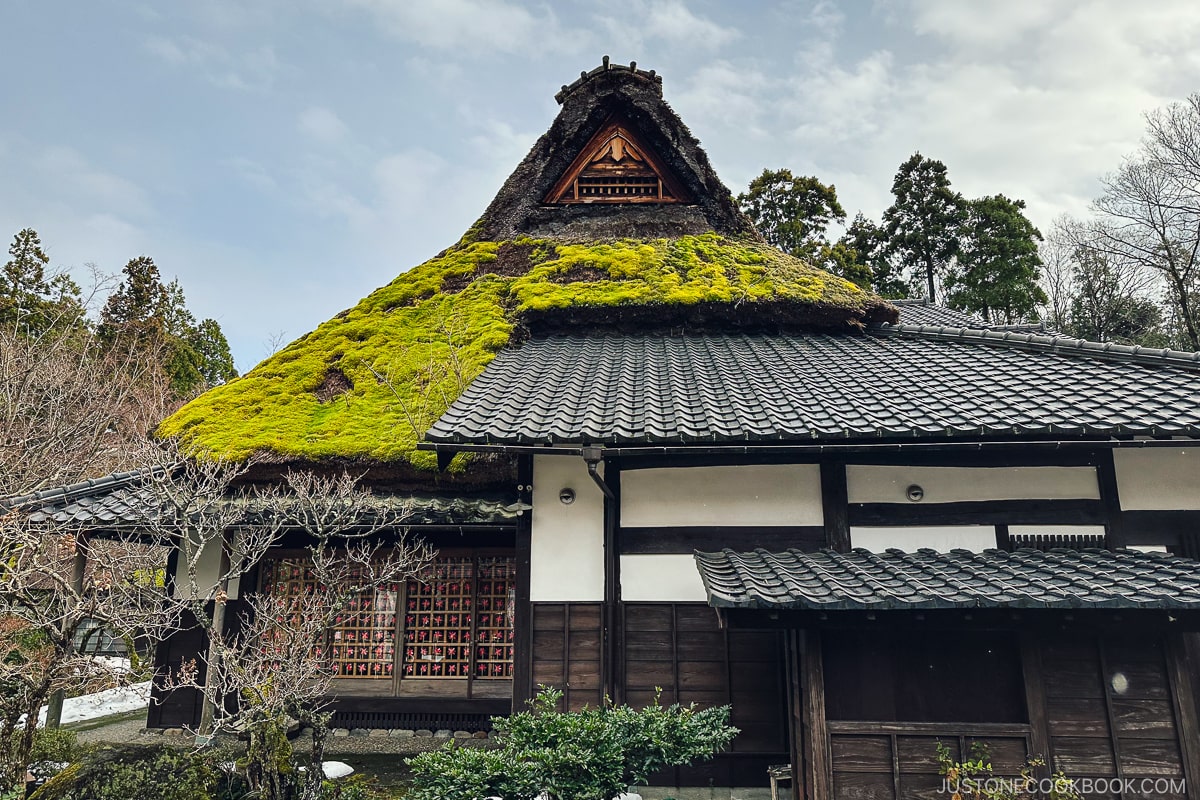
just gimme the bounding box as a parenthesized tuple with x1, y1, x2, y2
(545, 118, 691, 205)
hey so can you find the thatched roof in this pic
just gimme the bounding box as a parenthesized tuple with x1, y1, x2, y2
(159, 59, 897, 473)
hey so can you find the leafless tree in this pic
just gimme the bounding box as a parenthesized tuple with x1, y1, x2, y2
(1089, 94, 1200, 349)
(1039, 216, 1081, 333)
(0, 511, 171, 788)
(161, 470, 432, 800)
(0, 266, 175, 498)
(1045, 216, 1160, 343)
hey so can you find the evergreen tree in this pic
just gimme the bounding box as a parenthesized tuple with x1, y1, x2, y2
(100, 256, 236, 394)
(839, 213, 909, 298)
(737, 169, 846, 262)
(819, 241, 873, 290)
(188, 318, 238, 386)
(881, 153, 967, 302)
(99, 256, 170, 338)
(1, 228, 84, 336)
(945, 195, 1047, 323)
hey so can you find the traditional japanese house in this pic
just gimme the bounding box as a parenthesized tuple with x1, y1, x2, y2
(17, 59, 1200, 798)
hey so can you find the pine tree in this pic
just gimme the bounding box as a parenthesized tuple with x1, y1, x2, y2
(737, 169, 846, 262)
(1, 228, 84, 336)
(945, 195, 1047, 323)
(881, 153, 967, 302)
(100, 257, 236, 394)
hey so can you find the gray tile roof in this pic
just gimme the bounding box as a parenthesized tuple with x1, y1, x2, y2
(424, 329, 1200, 445)
(891, 300, 985, 328)
(694, 548, 1200, 611)
(891, 300, 1060, 334)
(6, 471, 523, 529)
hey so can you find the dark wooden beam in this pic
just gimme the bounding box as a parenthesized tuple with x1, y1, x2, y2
(821, 462, 850, 553)
(848, 498, 1105, 526)
(614, 446, 1111, 471)
(802, 631, 831, 800)
(1123, 510, 1200, 545)
(602, 460, 622, 704)
(784, 630, 806, 800)
(1096, 449, 1128, 548)
(1019, 636, 1052, 779)
(511, 457, 534, 711)
(1166, 634, 1200, 791)
(619, 526, 825, 554)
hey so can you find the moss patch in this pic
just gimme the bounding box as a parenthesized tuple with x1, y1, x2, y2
(159, 234, 894, 467)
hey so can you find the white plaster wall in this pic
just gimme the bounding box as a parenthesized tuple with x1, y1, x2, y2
(620, 554, 708, 602)
(846, 466, 1099, 504)
(531, 456, 605, 601)
(1113, 449, 1200, 510)
(621, 465, 823, 527)
(173, 537, 242, 600)
(850, 526, 997, 552)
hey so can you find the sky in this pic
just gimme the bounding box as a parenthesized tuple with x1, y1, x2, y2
(4, 0, 1200, 372)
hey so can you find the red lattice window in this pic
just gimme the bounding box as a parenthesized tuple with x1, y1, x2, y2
(260, 552, 516, 687)
(402, 556, 515, 679)
(259, 558, 400, 680)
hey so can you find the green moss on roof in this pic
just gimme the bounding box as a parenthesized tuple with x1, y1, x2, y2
(159, 234, 892, 467)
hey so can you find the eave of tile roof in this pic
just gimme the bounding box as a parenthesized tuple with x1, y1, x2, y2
(423, 330, 1200, 446)
(877, 323, 1200, 372)
(1, 470, 150, 513)
(694, 548, 1200, 612)
(7, 471, 524, 529)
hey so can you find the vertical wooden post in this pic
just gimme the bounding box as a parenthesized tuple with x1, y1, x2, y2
(802, 631, 831, 800)
(784, 630, 807, 800)
(511, 456, 534, 710)
(197, 530, 232, 741)
(1165, 633, 1200, 791)
(821, 462, 850, 553)
(46, 532, 90, 729)
(601, 460, 621, 704)
(1019, 636, 1053, 778)
(1095, 449, 1127, 548)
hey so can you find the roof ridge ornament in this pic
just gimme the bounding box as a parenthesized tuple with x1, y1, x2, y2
(555, 55, 663, 105)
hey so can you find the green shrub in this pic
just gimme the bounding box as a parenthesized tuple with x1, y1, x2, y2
(407, 688, 738, 800)
(29, 728, 83, 764)
(29, 743, 234, 800)
(937, 741, 1082, 800)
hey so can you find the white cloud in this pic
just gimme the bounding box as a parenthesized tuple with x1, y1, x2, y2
(299, 106, 351, 144)
(908, 0, 1063, 50)
(591, 0, 740, 54)
(225, 157, 279, 194)
(643, 0, 740, 48)
(345, 0, 568, 54)
(143, 35, 279, 91)
(34, 147, 151, 219)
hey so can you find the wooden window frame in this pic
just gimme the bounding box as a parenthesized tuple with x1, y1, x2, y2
(258, 545, 516, 700)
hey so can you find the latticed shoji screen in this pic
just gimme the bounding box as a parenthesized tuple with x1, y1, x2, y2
(262, 553, 516, 683)
(402, 556, 516, 679)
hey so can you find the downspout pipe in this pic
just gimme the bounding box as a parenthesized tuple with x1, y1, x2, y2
(582, 446, 615, 500)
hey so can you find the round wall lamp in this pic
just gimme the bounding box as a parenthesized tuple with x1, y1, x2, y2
(906, 484, 925, 502)
(559, 487, 576, 505)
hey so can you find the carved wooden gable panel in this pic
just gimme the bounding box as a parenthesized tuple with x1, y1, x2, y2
(545, 118, 691, 204)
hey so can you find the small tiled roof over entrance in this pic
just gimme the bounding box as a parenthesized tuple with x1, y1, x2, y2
(423, 328, 1200, 446)
(694, 548, 1200, 612)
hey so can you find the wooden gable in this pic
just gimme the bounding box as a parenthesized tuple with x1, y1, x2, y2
(544, 117, 692, 204)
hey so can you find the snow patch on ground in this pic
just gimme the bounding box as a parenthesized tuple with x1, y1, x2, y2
(35, 681, 151, 727)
